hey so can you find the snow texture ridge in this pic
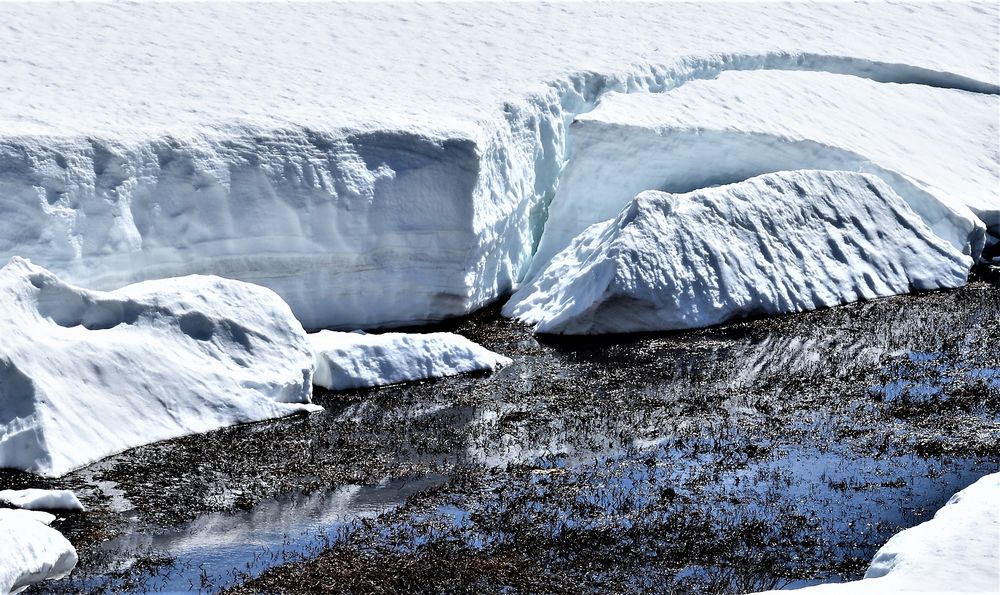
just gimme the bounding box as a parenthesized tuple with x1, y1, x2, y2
(0, 257, 319, 477)
(0, 3, 996, 329)
(752, 472, 1000, 594)
(0, 508, 77, 595)
(0, 490, 83, 512)
(505, 170, 971, 334)
(310, 331, 512, 391)
(531, 70, 996, 275)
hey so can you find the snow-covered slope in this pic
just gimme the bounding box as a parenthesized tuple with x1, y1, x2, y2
(752, 472, 1000, 594)
(505, 171, 970, 334)
(532, 70, 996, 274)
(0, 509, 77, 595)
(0, 3, 995, 329)
(0, 257, 318, 477)
(310, 332, 511, 391)
(0, 490, 83, 512)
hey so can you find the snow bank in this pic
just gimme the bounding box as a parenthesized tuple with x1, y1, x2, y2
(506, 170, 970, 334)
(532, 70, 995, 274)
(0, 257, 318, 477)
(0, 490, 83, 512)
(0, 508, 77, 594)
(310, 332, 511, 391)
(752, 472, 1000, 594)
(0, 4, 995, 329)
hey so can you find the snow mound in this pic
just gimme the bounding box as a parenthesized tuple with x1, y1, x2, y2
(0, 490, 83, 512)
(0, 4, 995, 329)
(0, 257, 318, 477)
(0, 508, 77, 595)
(310, 331, 512, 391)
(753, 472, 1000, 594)
(505, 170, 970, 334)
(532, 70, 995, 274)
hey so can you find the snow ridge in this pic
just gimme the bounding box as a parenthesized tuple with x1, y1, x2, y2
(0, 49, 995, 330)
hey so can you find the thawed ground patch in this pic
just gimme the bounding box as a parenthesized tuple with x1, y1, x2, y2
(7, 279, 997, 594)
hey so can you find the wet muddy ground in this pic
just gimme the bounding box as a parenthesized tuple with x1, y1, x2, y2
(6, 276, 999, 594)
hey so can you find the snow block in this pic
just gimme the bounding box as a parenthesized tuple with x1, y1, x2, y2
(506, 170, 971, 334)
(0, 490, 83, 512)
(532, 71, 994, 274)
(0, 257, 318, 477)
(0, 508, 77, 595)
(310, 331, 512, 391)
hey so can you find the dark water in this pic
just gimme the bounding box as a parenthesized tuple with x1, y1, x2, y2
(11, 281, 1000, 594)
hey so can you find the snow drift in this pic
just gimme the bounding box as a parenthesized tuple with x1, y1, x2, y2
(531, 70, 995, 274)
(753, 472, 1000, 594)
(0, 508, 77, 595)
(0, 490, 83, 512)
(0, 257, 318, 477)
(310, 331, 511, 391)
(0, 3, 995, 329)
(505, 170, 971, 334)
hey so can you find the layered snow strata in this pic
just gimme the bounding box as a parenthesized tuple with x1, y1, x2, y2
(0, 509, 77, 594)
(0, 490, 83, 512)
(532, 70, 995, 273)
(506, 170, 970, 334)
(754, 472, 1000, 594)
(0, 4, 996, 329)
(0, 257, 318, 477)
(310, 331, 512, 391)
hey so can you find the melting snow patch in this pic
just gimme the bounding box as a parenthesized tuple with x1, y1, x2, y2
(0, 257, 319, 477)
(506, 170, 970, 334)
(0, 508, 77, 595)
(310, 331, 512, 391)
(753, 472, 1000, 594)
(0, 490, 83, 512)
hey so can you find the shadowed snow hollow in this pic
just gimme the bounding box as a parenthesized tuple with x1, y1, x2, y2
(0, 509, 77, 595)
(310, 331, 512, 391)
(753, 472, 1000, 594)
(505, 171, 971, 334)
(531, 70, 995, 274)
(0, 258, 318, 477)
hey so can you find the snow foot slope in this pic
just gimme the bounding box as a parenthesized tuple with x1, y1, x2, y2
(0, 258, 318, 477)
(505, 171, 970, 334)
(0, 509, 77, 595)
(310, 331, 511, 391)
(532, 70, 996, 274)
(752, 472, 1000, 594)
(0, 4, 995, 329)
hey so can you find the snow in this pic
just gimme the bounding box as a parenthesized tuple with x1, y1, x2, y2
(0, 508, 77, 595)
(0, 257, 319, 477)
(310, 331, 512, 391)
(753, 472, 1000, 594)
(0, 3, 995, 329)
(505, 170, 971, 334)
(0, 490, 83, 512)
(531, 70, 996, 274)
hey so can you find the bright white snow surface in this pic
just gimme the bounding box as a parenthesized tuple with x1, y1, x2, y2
(310, 331, 512, 391)
(0, 3, 996, 329)
(0, 508, 77, 595)
(0, 490, 83, 512)
(0, 257, 319, 477)
(505, 170, 971, 334)
(531, 70, 996, 273)
(753, 472, 1000, 594)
